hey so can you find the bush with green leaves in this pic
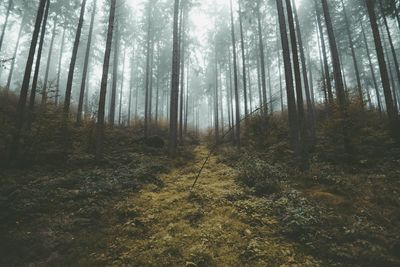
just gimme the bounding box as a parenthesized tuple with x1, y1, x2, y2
(236, 154, 285, 195)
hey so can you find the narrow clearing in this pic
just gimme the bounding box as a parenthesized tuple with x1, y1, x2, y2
(103, 146, 320, 266)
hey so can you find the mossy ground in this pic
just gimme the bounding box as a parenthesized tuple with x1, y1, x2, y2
(0, 145, 321, 266)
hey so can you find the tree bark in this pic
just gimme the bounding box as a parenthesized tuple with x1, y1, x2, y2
(379, 0, 400, 113)
(285, 0, 309, 170)
(6, 15, 24, 92)
(0, 0, 12, 53)
(77, 0, 97, 124)
(315, 0, 334, 105)
(28, 0, 50, 124)
(109, 24, 119, 126)
(257, 0, 268, 116)
(144, 0, 153, 137)
(340, 0, 363, 104)
(119, 46, 127, 125)
(10, 0, 47, 159)
(230, 0, 240, 147)
(169, 0, 181, 154)
(42, 17, 57, 106)
(64, 0, 88, 115)
(95, 0, 116, 160)
(366, 0, 398, 126)
(276, 0, 299, 152)
(55, 27, 65, 106)
(238, 0, 248, 118)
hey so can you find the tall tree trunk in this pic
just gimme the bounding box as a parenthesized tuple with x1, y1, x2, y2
(0, 0, 12, 53)
(214, 49, 219, 142)
(10, 0, 47, 159)
(119, 46, 126, 125)
(77, 0, 97, 124)
(109, 25, 119, 126)
(238, 0, 248, 118)
(179, 8, 186, 143)
(340, 0, 363, 104)
(42, 17, 57, 106)
(257, 0, 268, 116)
(64, 0, 87, 115)
(55, 27, 65, 106)
(316, 19, 328, 105)
(366, 0, 398, 127)
(285, 0, 309, 170)
(315, 0, 334, 105)
(169, 0, 181, 154)
(155, 46, 160, 127)
(276, 0, 299, 152)
(292, 0, 316, 145)
(381, 22, 399, 112)
(28, 0, 50, 124)
(321, 0, 351, 154)
(6, 15, 24, 92)
(184, 59, 189, 133)
(230, 0, 240, 147)
(379, 0, 400, 113)
(95, 0, 116, 160)
(144, 1, 153, 137)
(128, 54, 135, 126)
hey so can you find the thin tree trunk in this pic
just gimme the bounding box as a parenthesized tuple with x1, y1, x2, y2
(292, 0, 316, 144)
(0, 0, 12, 53)
(316, 19, 328, 105)
(144, 1, 153, 137)
(42, 17, 57, 106)
(379, 0, 400, 114)
(315, 0, 334, 105)
(340, 0, 363, 104)
(169, 0, 181, 154)
(321, 0, 351, 154)
(77, 0, 97, 124)
(285, 0, 309, 170)
(28, 0, 50, 123)
(238, 0, 248, 118)
(64, 0, 88, 115)
(230, 0, 240, 147)
(276, 0, 299, 152)
(257, 0, 268, 116)
(119, 46, 126, 125)
(109, 25, 119, 126)
(55, 27, 65, 106)
(6, 15, 24, 92)
(128, 54, 135, 126)
(95, 0, 116, 160)
(214, 49, 219, 142)
(10, 0, 47, 159)
(366, 0, 398, 125)
(179, 8, 186, 143)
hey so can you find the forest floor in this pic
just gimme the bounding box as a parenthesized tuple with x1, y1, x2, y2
(1, 141, 399, 266)
(1, 144, 321, 266)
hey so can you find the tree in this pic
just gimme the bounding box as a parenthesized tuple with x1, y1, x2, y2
(10, 0, 47, 159)
(365, 0, 399, 137)
(77, 0, 97, 124)
(95, 0, 116, 160)
(276, 0, 299, 153)
(230, 0, 240, 147)
(238, 0, 248, 119)
(64, 0, 88, 115)
(321, 0, 352, 155)
(0, 0, 13, 53)
(28, 0, 50, 124)
(169, 0, 181, 154)
(285, 0, 309, 170)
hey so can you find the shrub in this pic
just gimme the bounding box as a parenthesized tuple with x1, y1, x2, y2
(236, 154, 285, 195)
